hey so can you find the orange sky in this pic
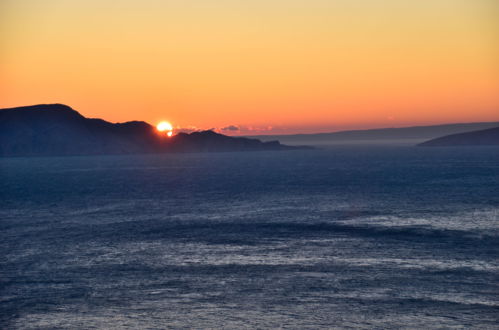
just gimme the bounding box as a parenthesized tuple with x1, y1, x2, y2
(1, 0, 498, 135)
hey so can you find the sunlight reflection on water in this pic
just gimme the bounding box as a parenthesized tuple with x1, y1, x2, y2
(1, 147, 498, 328)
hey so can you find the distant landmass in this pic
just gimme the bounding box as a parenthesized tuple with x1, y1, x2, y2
(418, 127, 499, 147)
(0, 104, 304, 157)
(251, 122, 499, 146)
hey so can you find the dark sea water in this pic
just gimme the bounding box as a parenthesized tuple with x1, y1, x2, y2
(1, 147, 498, 329)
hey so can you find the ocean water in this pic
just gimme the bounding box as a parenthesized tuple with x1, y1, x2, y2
(1, 146, 498, 329)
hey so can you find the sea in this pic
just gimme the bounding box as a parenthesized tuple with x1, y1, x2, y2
(1, 146, 498, 329)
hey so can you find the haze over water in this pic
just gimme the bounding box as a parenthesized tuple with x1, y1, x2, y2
(1, 146, 498, 328)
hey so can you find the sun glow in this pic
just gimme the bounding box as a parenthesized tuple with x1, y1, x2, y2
(157, 121, 173, 136)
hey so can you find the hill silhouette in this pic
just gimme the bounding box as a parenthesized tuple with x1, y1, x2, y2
(0, 104, 303, 157)
(418, 127, 499, 146)
(251, 122, 499, 146)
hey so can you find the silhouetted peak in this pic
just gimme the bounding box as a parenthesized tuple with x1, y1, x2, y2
(3, 103, 76, 112)
(117, 120, 153, 130)
(0, 103, 84, 120)
(192, 130, 220, 136)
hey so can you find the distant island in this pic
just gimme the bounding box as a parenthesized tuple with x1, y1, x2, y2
(251, 122, 499, 146)
(0, 104, 306, 157)
(418, 127, 499, 147)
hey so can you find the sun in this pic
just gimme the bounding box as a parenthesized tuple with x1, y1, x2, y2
(157, 121, 173, 136)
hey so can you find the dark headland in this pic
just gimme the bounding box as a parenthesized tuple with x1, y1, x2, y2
(418, 126, 499, 147)
(0, 104, 308, 157)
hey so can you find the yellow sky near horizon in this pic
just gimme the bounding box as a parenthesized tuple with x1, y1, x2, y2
(1, 0, 498, 134)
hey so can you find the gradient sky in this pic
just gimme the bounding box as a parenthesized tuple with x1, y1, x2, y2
(1, 0, 498, 134)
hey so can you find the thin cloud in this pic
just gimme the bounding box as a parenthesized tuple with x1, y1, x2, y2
(221, 125, 240, 131)
(175, 126, 200, 134)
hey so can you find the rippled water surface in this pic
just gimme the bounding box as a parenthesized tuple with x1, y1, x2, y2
(1, 146, 498, 328)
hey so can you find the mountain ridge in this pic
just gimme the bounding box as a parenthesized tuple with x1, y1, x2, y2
(418, 127, 499, 146)
(250, 122, 499, 145)
(0, 104, 303, 157)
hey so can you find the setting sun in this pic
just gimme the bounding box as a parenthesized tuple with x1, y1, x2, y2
(157, 121, 173, 136)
